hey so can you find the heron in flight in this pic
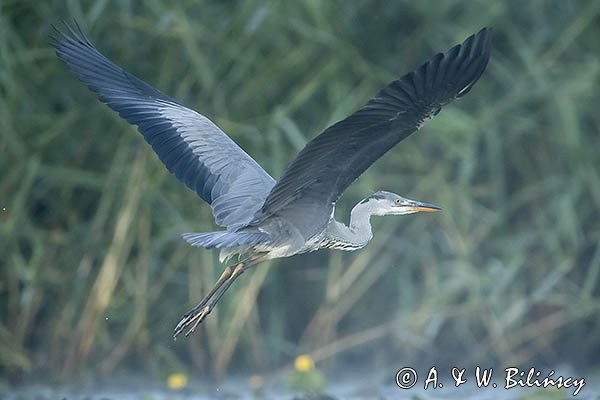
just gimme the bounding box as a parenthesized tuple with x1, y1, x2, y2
(51, 22, 492, 338)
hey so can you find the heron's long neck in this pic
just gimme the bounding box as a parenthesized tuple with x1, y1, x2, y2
(346, 200, 375, 246)
(328, 202, 373, 248)
(324, 200, 375, 249)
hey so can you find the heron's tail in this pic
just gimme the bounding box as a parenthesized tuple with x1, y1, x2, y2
(182, 231, 269, 250)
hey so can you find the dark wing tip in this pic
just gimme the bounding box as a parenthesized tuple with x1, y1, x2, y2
(374, 27, 492, 126)
(49, 19, 91, 49)
(449, 27, 493, 98)
(403, 26, 493, 109)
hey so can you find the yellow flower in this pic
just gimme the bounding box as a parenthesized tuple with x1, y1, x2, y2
(167, 373, 188, 390)
(248, 374, 264, 389)
(294, 354, 315, 372)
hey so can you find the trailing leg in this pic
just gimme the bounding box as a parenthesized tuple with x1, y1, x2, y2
(173, 259, 258, 338)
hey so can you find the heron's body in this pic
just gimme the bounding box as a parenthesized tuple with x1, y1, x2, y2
(51, 22, 492, 337)
(185, 201, 373, 260)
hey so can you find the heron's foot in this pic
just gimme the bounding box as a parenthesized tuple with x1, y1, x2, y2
(172, 260, 254, 340)
(173, 304, 212, 339)
(172, 266, 235, 339)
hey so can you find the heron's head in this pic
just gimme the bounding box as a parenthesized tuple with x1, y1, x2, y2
(362, 191, 441, 216)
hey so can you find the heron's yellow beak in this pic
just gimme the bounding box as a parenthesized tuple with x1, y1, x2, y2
(404, 200, 441, 213)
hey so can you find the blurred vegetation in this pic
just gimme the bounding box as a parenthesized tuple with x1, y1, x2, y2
(1, 0, 599, 389)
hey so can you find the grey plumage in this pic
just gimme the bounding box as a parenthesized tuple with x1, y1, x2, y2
(182, 231, 270, 262)
(51, 21, 492, 337)
(50, 22, 275, 232)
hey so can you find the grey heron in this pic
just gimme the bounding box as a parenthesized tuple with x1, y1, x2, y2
(51, 22, 492, 338)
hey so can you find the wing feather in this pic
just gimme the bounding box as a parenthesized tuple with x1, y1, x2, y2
(252, 28, 492, 236)
(51, 22, 275, 230)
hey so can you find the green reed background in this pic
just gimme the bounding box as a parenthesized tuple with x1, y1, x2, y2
(1, 0, 599, 384)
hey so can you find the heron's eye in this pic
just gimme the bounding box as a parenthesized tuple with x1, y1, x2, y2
(395, 199, 401, 204)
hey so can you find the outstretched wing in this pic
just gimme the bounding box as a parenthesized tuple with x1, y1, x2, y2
(252, 28, 492, 234)
(51, 22, 275, 230)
